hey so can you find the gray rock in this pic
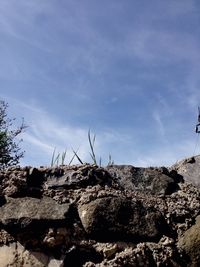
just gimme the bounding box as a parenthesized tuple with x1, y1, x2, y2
(78, 196, 168, 242)
(106, 165, 179, 195)
(171, 155, 200, 187)
(47, 165, 111, 189)
(0, 196, 70, 229)
(178, 215, 200, 267)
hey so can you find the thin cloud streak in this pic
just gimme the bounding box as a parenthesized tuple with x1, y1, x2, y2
(152, 111, 166, 138)
(126, 30, 200, 66)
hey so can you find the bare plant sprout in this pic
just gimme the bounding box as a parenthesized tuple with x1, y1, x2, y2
(88, 129, 97, 165)
(72, 148, 84, 165)
(50, 148, 67, 167)
(50, 130, 114, 167)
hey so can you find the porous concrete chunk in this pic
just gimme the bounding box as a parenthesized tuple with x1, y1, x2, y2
(0, 242, 49, 267)
(48, 258, 63, 267)
(0, 196, 70, 229)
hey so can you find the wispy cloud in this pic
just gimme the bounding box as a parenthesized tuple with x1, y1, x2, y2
(152, 110, 166, 138)
(126, 29, 200, 66)
(21, 113, 92, 166)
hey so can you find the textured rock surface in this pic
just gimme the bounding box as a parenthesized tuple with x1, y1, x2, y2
(106, 165, 180, 195)
(178, 215, 200, 266)
(46, 165, 111, 189)
(78, 196, 167, 242)
(0, 159, 199, 266)
(0, 196, 70, 229)
(0, 242, 62, 267)
(171, 155, 200, 187)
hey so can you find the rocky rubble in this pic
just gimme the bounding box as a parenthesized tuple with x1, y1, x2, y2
(0, 158, 199, 266)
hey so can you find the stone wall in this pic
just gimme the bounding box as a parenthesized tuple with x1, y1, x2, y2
(0, 161, 199, 266)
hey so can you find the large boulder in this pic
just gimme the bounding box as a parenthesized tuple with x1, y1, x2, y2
(0, 196, 70, 230)
(106, 165, 179, 195)
(178, 215, 200, 267)
(78, 196, 168, 242)
(171, 155, 200, 187)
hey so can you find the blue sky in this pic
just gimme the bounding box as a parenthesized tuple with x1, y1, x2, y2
(1, 0, 200, 167)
